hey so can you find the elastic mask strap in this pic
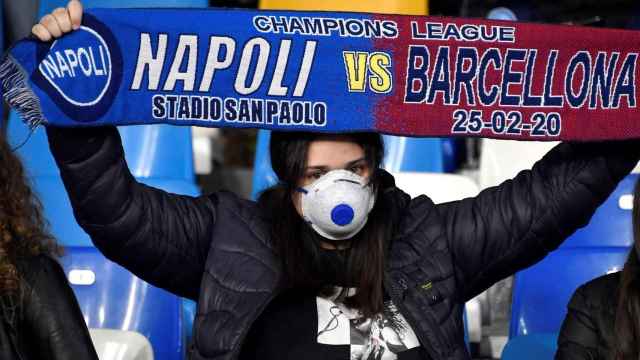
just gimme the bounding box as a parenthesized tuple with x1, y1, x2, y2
(295, 187, 308, 194)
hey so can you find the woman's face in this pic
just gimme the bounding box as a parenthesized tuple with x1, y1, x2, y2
(292, 136, 371, 216)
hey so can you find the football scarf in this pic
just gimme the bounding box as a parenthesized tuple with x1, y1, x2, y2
(2, 8, 639, 140)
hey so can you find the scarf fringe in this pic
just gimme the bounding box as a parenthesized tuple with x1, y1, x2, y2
(0, 54, 44, 130)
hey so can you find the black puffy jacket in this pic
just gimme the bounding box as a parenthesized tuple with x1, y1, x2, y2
(0, 255, 98, 360)
(556, 272, 621, 360)
(46, 126, 640, 360)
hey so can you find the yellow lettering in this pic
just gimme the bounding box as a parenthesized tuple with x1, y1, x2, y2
(342, 51, 368, 92)
(368, 52, 392, 93)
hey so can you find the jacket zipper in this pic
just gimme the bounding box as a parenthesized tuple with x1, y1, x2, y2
(384, 272, 445, 360)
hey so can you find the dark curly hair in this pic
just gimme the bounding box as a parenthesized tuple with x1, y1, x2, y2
(0, 130, 60, 296)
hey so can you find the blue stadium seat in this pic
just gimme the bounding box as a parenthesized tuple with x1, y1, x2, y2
(505, 174, 637, 359)
(251, 129, 461, 199)
(501, 333, 558, 360)
(509, 174, 636, 337)
(61, 246, 184, 359)
(8, 0, 208, 358)
(382, 135, 460, 173)
(251, 130, 279, 199)
(557, 174, 636, 248)
(509, 247, 629, 337)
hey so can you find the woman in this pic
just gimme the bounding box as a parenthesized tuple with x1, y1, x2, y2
(557, 178, 640, 360)
(0, 129, 98, 359)
(35, 3, 640, 359)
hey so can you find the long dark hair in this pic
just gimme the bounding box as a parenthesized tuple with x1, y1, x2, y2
(258, 131, 390, 317)
(0, 131, 60, 297)
(615, 178, 640, 359)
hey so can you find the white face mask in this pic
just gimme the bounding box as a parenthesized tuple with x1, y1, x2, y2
(298, 169, 375, 240)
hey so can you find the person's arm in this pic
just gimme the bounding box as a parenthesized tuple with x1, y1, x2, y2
(35, 0, 215, 300)
(22, 256, 99, 360)
(46, 126, 215, 299)
(437, 141, 640, 301)
(555, 285, 599, 360)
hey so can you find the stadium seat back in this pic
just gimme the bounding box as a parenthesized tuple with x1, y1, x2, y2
(501, 333, 558, 360)
(559, 174, 636, 248)
(509, 173, 636, 338)
(382, 135, 460, 173)
(510, 247, 629, 337)
(62, 247, 183, 359)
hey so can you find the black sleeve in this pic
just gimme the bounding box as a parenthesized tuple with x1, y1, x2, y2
(437, 141, 640, 300)
(46, 126, 216, 299)
(555, 285, 599, 360)
(22, 256, 99, 360)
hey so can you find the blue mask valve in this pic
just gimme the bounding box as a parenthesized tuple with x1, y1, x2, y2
(331, 204, 355, 226)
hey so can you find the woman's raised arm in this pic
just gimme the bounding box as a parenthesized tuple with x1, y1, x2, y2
(47, 126, 216, 300)
(34, 2, 218, 299)
(437, 141, 640, 301)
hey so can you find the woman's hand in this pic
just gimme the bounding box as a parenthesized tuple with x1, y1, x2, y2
(31, 0, 83, 41)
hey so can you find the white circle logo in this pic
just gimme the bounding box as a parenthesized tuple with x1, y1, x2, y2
(38, 26, 112, 107)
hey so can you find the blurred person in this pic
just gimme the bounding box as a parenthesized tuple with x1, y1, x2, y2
(0, 129, 98, 359)
(34, 2, 640, 359)
(557, 177, 640, 360)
